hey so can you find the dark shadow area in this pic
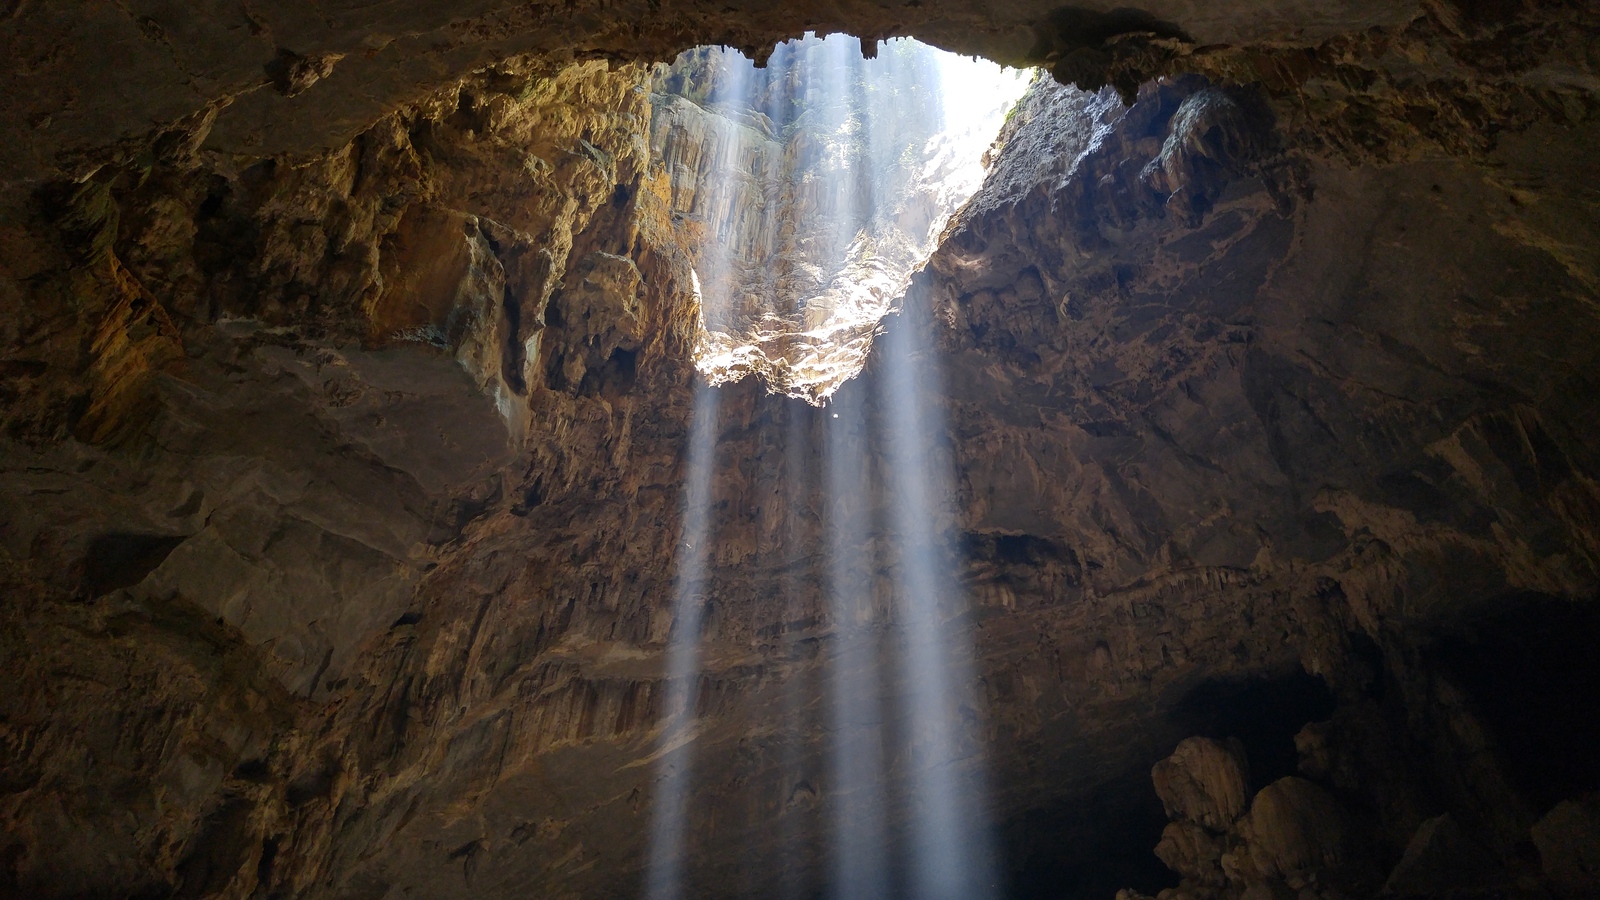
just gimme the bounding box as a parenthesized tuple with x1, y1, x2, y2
(1000, 669, 1337, 899)
(81, 532, 187, 598)
(1003, 765, 1177, 900)
(1168, 668, 1337, 791)
(175, 800, 255, 899)
(1430, 593, 1600, 812)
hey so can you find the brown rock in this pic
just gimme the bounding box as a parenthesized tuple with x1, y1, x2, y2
(1240, 777, 1349, 888)
(369, 205, 481, 341)
(1532, 795, 1600, 898)
(1383, 813, 1498, 896)
(1155, 820, 1227, 886)
(1152, 736, 1252, 831)
(3, 3, 1600, 897)
(1236, 880, 1296, 900)
(75, 255, 184, 446)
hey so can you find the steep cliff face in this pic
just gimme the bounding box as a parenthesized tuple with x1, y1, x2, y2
(1, 2, 1599, 899)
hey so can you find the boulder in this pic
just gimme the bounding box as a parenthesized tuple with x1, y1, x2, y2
(1152, 736, 1252, 831)
(1383, 814, 1498, 895)
(1532, 795, 1600, 898)
(1155, 820, 1227, 886)
(1240, 777, 1348, 888)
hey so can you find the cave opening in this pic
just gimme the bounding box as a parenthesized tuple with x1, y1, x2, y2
(651, 34, 1030, 402)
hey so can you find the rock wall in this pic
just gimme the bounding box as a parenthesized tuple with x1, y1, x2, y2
(0, 55, 699, 897)
(0, 0, 1430, 210)
(914, 70, 1600, 897)
(0, 2, 1598, 899)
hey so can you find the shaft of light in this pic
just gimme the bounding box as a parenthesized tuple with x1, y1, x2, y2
(647, 36, 754, 899)
(825, 386, 891, 900)
(646, 34, 1023, 897)
(881, 305, 999, 900)
(873, 42, 1016, 893)
(778, 400, 817, 900)
(644, 379, 722, 900)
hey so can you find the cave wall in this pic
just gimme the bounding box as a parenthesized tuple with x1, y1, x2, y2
(916, 71, 1600, 898)
(1, 1, 1599, 899)
(0, 55, 701, 897)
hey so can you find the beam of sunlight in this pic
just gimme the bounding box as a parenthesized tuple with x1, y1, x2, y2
(644, 378, 721, 900)
(645, 54, 746, 893)
(824, 386, 891, 900)
(646, 33, 1023, 898)
(778, 400, 818, 900)
(881, 303, 999, 900)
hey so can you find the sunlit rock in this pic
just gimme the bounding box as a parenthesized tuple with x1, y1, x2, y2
(651, 35, 1030, 401)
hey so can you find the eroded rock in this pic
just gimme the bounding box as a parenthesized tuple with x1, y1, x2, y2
(1238, 777, 1361, 890)
(1153, 737, 1252, 832)
(1383, 814, 1498, 896)
(1155, 819, 1228, 887)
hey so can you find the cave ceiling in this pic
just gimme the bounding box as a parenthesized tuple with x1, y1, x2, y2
(2, 1, 1600, 899)
(0, 0, 1442, 190)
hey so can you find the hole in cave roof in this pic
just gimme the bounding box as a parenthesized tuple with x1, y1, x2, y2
(649, 33, 1033, 403)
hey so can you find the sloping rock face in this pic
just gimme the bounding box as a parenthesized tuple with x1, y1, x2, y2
(1152, 738, 1251, 833)
(1, 2, 1599, 900)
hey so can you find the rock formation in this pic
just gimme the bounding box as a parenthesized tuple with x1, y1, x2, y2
(1, 1, 1599, 899)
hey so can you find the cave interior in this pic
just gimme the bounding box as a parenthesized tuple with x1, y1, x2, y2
(2, 1, 1600, 899)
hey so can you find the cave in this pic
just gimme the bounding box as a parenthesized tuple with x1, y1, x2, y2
(3, 2, 1600, 899)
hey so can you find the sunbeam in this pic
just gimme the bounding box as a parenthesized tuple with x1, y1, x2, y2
(824, 384, 892, 900)
(644, 378, 721, 900)
(778, 400, 820, 900)
(881, 299, 1000, 900)
(647, 31, 1026, 900)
